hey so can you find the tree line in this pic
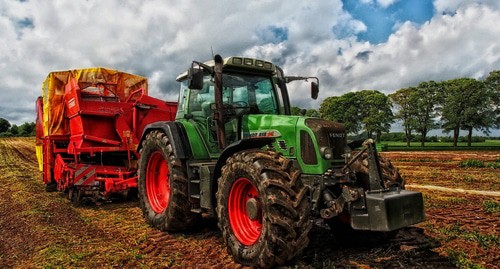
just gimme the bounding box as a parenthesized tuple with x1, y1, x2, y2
(0, 118, 36, 137)
(294, 70, 499, 147)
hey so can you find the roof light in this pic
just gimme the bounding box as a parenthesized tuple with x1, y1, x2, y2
(232, 57, 243, 65)
(244, 58, 253, 65)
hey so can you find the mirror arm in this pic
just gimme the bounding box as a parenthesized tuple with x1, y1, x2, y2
(192, 61, 214, 75)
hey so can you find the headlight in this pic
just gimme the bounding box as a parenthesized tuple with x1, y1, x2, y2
(320, 147, 334, 160)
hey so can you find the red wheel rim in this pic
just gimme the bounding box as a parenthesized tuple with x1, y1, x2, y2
(146, 151, 170, 213)
(228, 177, 262, 246)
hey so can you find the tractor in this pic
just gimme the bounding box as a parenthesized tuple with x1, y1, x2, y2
(137, 55, 425, 267)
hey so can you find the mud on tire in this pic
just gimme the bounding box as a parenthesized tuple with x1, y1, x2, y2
(216, 149, 312, 268)
(330, 152, 404, 240)
(351, 152, 405, 188)
(138, 130, 198, 232)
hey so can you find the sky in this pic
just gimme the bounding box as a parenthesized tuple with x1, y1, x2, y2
(1, 0, 499, 134)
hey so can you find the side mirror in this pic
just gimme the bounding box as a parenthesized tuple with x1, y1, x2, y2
(188, 67, 204, 90)
(311, 81, 319, 100)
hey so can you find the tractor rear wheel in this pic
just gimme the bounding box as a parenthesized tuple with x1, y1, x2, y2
(138, 130, 197, 232)
(216, 149, 311, 268)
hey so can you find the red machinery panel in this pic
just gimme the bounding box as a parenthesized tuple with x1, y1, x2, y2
(36, 68, 177, 202)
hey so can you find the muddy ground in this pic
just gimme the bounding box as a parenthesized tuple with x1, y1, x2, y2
(0, 138, 498, 268)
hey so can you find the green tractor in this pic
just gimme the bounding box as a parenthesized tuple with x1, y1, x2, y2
(137, 55, 425, 267)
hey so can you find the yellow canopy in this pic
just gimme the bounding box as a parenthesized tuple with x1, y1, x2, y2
(41, 68, 148, 136)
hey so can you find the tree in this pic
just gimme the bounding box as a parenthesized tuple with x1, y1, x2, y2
(320, 91, 393, 141)
(459, 79, 497, 146)
(441, 79, 468, 146)
(389, 87, 418, 147)
(320, 93, 363, 134)
(18, 122, 36, 136)
(291, 106, 304, 116)
(305, 109, 320, 118)
(485, 70, 500, 128)
(359, 90, 393, 142)
(10, 124, 19, 136)
(413, 81, 441, 147)
(0, 118, 11, 133)
(440, 78, 497, 146)
(290, 107, 319, 117)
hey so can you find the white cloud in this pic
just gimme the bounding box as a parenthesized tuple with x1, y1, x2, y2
(377, 0, 398, 8)
(434, 0, 500, 14)
(358, 0, 398, 8)
(0, 0, 498, 126)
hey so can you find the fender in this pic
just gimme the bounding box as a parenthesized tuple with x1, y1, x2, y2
(138, 121, 192, 160)
(208, 137, 275, 214)
(213, 137, 275, 187)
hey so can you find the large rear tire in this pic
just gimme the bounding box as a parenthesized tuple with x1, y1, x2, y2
(216, 149, 311, 268)
(138, 130, 197, 232)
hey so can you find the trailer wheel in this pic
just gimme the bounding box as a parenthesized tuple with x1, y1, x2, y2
(45, 182, 57, 192)
(138, 130, 197, 232)
(217, 150, 311, 268)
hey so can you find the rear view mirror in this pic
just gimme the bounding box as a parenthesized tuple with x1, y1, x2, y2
(311, 81, 319, 100)
(188, 68, 204, 90)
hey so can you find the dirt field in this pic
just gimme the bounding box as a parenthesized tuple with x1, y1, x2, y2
(0, 137, 498, 268)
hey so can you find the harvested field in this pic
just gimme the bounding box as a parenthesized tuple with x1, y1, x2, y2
(0, 137, 498, 268)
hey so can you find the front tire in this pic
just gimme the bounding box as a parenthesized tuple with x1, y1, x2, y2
(138, 130, 197, 232)
(216, 150, 311, 268)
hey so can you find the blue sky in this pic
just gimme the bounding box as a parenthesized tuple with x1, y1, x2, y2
(0, 0, 499, 135)
(343, 0, 434, 43)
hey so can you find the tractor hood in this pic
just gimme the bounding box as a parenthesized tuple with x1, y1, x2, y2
(241, 114, 347, 174)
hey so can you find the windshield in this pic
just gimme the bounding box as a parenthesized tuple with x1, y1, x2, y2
(188, 73, 278, 115)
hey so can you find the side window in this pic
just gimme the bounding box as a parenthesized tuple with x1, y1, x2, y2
(255, 80, 278, 114)
(176, 81, 188, 119)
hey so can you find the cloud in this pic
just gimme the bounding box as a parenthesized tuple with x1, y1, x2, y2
(283, 2, 500, 109)
(377, 0, 398, 8)
(358, 0, 399, 8)
(0, 0, 498, 127)
(434, 0, 500, 14)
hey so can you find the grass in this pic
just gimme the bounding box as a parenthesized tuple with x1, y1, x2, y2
(483, 200, 500, 214)
(459, 159, 500, 169)
(438, 222, 499, 249)
(447, 250, 485, 269)
(380, 139, 500, 151)
(459, 159, 486, 168)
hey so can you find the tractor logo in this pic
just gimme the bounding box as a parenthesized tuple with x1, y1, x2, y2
(242, 130, 282, 139)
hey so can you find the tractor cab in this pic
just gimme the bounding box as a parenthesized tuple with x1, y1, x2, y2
(175, 55, 318, 155)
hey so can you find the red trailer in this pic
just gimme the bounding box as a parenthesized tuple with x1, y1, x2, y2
(36, 68, 176, 203)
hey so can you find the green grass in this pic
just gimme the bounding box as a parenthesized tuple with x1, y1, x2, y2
(459, 159, 486, 168)
(483, 200, 500, 214)
(380, 140, 500, 151)
(447, 250, 485, 269)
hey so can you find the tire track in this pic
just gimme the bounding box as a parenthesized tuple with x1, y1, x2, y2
(407, 184, 500, 197)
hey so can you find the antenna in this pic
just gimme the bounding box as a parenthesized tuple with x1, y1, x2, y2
(211, 46, 214, 58)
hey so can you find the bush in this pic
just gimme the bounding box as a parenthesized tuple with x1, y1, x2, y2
(459, 159, 485, 168)
(483, 200, 500, 214)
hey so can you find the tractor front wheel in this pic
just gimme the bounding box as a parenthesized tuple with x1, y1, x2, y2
(217, 150, 311, 268)
(138, 130, 197, 232)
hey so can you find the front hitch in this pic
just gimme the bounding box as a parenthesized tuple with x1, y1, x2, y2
(322, 139, 425, 231)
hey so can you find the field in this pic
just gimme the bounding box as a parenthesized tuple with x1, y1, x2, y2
(0, 137, 498, 268)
